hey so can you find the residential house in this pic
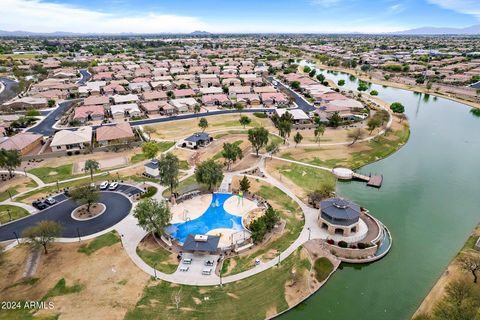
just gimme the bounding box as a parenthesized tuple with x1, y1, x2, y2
(261, 92, 288, 107)
(181, 132, 212, 149)
(73, 105, 105, 123)
(112, 94, 139, 105)
(96, 122, 135, 146)
(110, 103, 141, 119)
(2, 97, 48, 110)
(170, 98, 199, 113)
(0, 132, 43, 155)
(50, 126, 92, 151)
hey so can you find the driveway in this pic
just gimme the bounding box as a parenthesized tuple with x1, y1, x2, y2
(0, 187, 141, 242)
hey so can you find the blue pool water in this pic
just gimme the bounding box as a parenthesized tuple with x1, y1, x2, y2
(166, 193, 245, 244)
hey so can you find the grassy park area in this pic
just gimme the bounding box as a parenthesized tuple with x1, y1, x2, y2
(78, 231, 120, 255)
(28, 164, 78, 183)
(0, 205, 29, 224)
(126, 248, 312, 320)
(130, 141, 175, 163)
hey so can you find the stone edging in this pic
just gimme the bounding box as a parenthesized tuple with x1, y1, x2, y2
(71, 203, 107, 221)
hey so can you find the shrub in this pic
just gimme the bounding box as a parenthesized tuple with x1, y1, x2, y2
(338, 240, 348, 248)
(326, 239, 335, 245)
(357, 242, 367, 249)
(350, 244, 357, 249)
(314, 257, 334, 282)
(253, 112, 267, 118)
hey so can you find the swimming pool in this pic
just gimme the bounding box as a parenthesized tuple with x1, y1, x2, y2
(166, 193, 245, 244)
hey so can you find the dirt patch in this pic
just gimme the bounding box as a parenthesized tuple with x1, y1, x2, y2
(192, 297, 202, 305)
(265, 305, 278, 319)
(1, 240, 150, 319)
(0, 175, 35, 194)
(226, 292, 240, 299)
(74, 156, 128, 173)
(284, 267, 311, 307)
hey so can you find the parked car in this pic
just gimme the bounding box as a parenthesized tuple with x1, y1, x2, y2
(99, 181, 109, 190)
(108, 182, 119, 190)
(32, 201, 48, 210)
(45, 197, 56, 205)
(90, 183, 96, 190)
(179, 266, 189, 272)
(182, 258, 192, 264)
(202, 268, 212, 275)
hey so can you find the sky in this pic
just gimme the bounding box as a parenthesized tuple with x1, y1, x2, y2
(1, 0, 480, 34)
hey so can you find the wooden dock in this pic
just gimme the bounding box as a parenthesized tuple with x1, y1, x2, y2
(352, 173, 383, 188)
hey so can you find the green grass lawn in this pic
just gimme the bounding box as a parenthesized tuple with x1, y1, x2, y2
(136, 245, 178, 274)
(140, 186, 158, 199)
(78, 231, 120, 255)
(28, 164, 77, 184)
(162, 175, 199, 198)
(313, 257, 334, 282)
(0, 205, 29, 224)
(42, 278, 83, 301)
(0, 189, 18, 202)
(224, 184, 304, 276)
(277, 163, 336, 194)
(126, 248, 310, 320)
(178, 160, 190, 170)
(131, 141, 176, 163)
(347, 124, 410, 169)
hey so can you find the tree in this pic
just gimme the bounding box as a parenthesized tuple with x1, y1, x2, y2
(314, 124, 326, 144)
(158, 153, 179, 194)
(266, 142, 278, 159)
(143, 126, 156, 140)
(316, 74, 325, 82)
(370, 90, 379, 96)
(239, 115, 251, 128)
(222, 142, 243, 170)
(194, 104, 201, 114)
(308, 69, 316, 78)
(249, 218, 266, 243)
(239, 175, 250, 193)
(432, 278, 480, 320)
(337, 79, 345, 86)
(248, 127, 269, 156)
(133, 198, 171, 236)
(458, 253, 480, 283)
(367, 116, 382, 135)
(84, 159, 100, 181)
(348, 128, 365, 146)
(172, 289, 182, 310)
(290, 81, 301, 90)
(329, 112, 341, 128)
(141, 141, 161, 160)
(303, 65, 311, 73)
(234, 102, 244, 114)
(70, 185, 100, 213)
(293, 131, 303, 146)
(357, 82, 369, 91)
(47, 99, 56, 108)
(0, 149, 21, 178)
(198, 117, 208, 132)
(22, 220, 62, 254)
(263, 206, 280, 230)
(390, 102, 405, 114)
(195, 160, 224, 191)
(25, 109, 40, 117)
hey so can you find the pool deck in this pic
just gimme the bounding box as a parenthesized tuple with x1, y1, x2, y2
(170, 193, 212, 224)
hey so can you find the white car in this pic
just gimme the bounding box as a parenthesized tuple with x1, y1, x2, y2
(99, 181, 109, 190)
(108, 182, 119, 190)
(45, 197, 56, 205)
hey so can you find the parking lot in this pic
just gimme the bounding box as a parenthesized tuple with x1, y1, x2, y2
(176, 253, 220, 278)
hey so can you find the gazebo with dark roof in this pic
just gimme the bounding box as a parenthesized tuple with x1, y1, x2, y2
(319, 197, 362, 236)
(182, 234, 220, 253)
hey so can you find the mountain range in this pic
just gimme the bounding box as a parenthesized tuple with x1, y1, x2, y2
(0, 25, 478, 37)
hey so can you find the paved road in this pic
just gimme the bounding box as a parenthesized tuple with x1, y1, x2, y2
(27, 100, 76, 136)
(77, 69, 91, 85)
(0, 77, 19, 104)
(268, 76, 316, 112)
(0, 188, 140, 241)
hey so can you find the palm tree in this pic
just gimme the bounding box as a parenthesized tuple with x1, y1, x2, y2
(84, 159, 100, 181)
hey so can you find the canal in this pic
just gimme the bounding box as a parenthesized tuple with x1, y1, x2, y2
(281, 63, 480, 319)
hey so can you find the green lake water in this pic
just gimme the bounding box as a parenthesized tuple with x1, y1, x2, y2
(280, 66, 480, 320)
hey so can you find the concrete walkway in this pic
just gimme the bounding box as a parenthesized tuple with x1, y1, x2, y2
(0, 170, 45, 187)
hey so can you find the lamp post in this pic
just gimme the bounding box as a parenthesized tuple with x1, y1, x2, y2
(308, 227, 311, 241)
(23, 167, 27, 176)
(76, 227, 81, 242)
(7, 189, 12, 201)
(13, 231, 19, 244)
(7, 209, 11, 221)
(56, 179, 59, 192)
(277, 250, 281, 266)
(153, 263, 157, 279)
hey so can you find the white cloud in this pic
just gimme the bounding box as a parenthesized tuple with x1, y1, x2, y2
(427, 0, 480, 19)
(1, 0, 208, 33)
(388, 4, 404, 14)
(310, 0, 342, 8)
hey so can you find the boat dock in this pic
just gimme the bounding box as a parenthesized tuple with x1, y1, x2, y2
(352, 172, 383, 188)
